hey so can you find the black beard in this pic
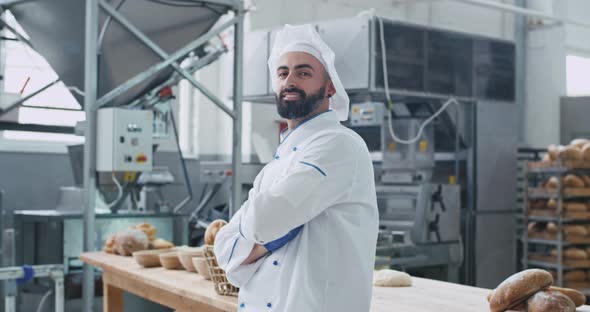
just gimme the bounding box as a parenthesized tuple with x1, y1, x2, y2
(276, 86, 325, 120)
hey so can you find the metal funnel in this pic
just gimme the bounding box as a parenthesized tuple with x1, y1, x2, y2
(7, 0, 230, 107)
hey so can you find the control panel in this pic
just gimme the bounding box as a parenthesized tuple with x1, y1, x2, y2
(97, 108, 153, 172)
(349, 102, 384, 127)
(199, 162, 233, 184)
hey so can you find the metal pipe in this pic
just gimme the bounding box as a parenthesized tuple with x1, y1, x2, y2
(514, 0, 527, 143)
(54, 275, 65, 312)
(82, 0, 98, 310)
(451, 0, 590, 29)
(96, 13, 238, 107)
(0, 17, 33, 49)
(0, 79, 60, 117)
(231, 4, 244, 217)
(99, 1, 235, 119)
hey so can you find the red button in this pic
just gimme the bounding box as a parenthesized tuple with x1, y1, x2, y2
(136, 154, 148, 163)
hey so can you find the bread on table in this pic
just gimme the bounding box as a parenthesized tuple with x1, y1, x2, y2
(488, 269, 553, 312)
(113, 228, 149, 256)
(131, 222, 157, 241)
(527, 290, 576, 312)
(205, 219, 228, 245)
(548, 286, 586, 307)
(150, 238, 175, 249)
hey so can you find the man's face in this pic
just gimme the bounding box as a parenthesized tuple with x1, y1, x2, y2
(274, 52, 332, 120)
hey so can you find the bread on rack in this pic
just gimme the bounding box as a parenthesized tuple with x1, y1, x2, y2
(558, 146, 584, 161)
(547, 222, 558, 234)
(550, 248, 588, 260)
(564, 174, 586, 188)
(563, 225, 589, 237)
(545, 176, 560, 190)
(570, 138, 590, 149)
(550, 270, 587, 282)
(547, 144, 561, 161)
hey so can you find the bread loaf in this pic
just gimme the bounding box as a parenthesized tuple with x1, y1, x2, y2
(545, 176, 560, 190)
(489, 269, 553, 312)
(582, 175, 590, 187)
(204, 219, 228, 245)
(113, 229, 149, 256)
(549, 286, 586, 307)
(547, 222, 558, 234)
(131, 223, 157, 241)
(570, 138, 590, 149)
(564, 174, 585, 188)
(564, 202, 588, 212)
(564, 270, 587, 282)
(550, 248, 588, 260)
(527, 290, 576, 312)
(563, 225, 589, 237)
(103, 235, 116, 254)
(547, 199, 558, 210)
(583, 143, 590, 161)
(559, 146, 584, 161)
(150, 238, 174, 249)
(547, 144, 560, 161)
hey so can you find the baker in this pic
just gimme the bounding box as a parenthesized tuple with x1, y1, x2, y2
(214, 23, 379, 311)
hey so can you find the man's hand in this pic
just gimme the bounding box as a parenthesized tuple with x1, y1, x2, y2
(242, 244, 269, 265)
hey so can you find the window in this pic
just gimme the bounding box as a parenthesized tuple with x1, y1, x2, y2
(566, 54, 590, 96)
(1, 10, 83, 145)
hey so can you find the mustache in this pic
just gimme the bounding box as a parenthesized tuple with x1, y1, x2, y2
(279, 87, 306, 99)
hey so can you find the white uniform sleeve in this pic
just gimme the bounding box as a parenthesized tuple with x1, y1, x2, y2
(240, 133, 359, 244)
(213, 170, 267, 287)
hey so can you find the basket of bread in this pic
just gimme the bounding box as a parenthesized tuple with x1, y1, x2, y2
(487, 269, 585, 312)
(202, 219, 239, 297)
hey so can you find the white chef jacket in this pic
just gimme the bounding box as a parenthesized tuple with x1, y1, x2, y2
(214, 110, 379, 312)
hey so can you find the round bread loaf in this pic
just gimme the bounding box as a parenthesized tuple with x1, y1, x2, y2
(373, 269, 412, 287)
(564, 174, 585, 188)
(563, 225, 589, 237)
(527, 290, 576, 312)
(570, 138, 590, 149)
(564, 202, 587, 212)
(547, 144, 560, 161)
(545, 176, 560, 190)
(547, 222, 558, 234)
(205, 219, 228, 245)
(551, 248, 588, 260)
(582, 175, 590, 187)
(549, 286, 586, 307)
(559, 146, 583, 161)
(547, 199, 558, 210)
(489, 269, 553, 312)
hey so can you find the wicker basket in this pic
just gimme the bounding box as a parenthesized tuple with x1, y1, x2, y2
(203, 245, 239, 296)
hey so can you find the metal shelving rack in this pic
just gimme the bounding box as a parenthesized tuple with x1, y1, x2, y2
(523, 161, 590, 296)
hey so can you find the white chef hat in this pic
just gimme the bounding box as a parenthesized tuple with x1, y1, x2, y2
(268, 24, 349, 121)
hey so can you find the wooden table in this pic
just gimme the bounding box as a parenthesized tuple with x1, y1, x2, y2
(81, 252, 590, 312)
